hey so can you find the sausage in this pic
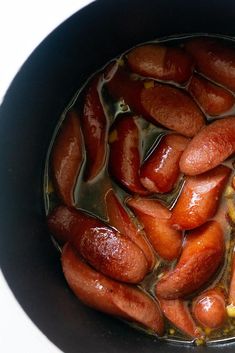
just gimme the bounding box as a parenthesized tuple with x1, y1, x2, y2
(170, 165, 231, 230)
(106, 66, 146, 116)
(179, 117, 235, 175)
(62, 243, 165, 335)
(127, 197, 182, 261)
(105, 189, 156, 270)
(188, 74, 234, 116)
(48, 206, 148, 283)
(51, 110, 84, 207)
(47, 205, 97, 244)
(81, 75, 108, 181)
(140, 133, 189, 193)
(159, 297, 202, 338)
(192, 288, 227, 329)
(108, 115, 148, 195)
(140, 84, 205, 137)
(155, 221, 224, 299)
(185, 37, 235, 91)
(127, 44, 194, 83)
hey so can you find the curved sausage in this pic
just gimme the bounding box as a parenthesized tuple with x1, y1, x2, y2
(140, 133, 189, 193)
(51, 110, 84, 207)
(170, 165, 231, 230)
(127, 44, 194, 83)
(127, 197, 182, 261)
(62, 243, 164, 335)
(81, 75, 108, 181)
(48, 206, 148, 283)
(105, 189, 156, 270)
(180, 117, 235, 175)
(108, 115, 148, 195)
(159, 298, 202, 338)
(155, 221, 224, 299)
(140, 84, 205, 137)
(192, 288, 227, 329)
(188, 74, 234, 116)
(106, 66, 146, 116)
(185, 37, 235, 91)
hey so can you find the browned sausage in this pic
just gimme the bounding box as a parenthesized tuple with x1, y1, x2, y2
(140, 133, 189, 193)
(140, 84, 205, 137)
(127, 197, 183, 261)
(108, 115, 148, 195)
(185, 37, 235, 91)
(180, 117, 235, 175)
(170, 165, 231, 230)
(192, 288, 227, 329)
(62, 243, 164, 335)
(155, 221, 224, 299)
(51, 110, 84, 207)
(159, 297, 202, 338)
(188, 74, 234, 116)
(81, 75, 108, 181)
(48, 206, 148, 283)
(127, 44, 194, 83)
(105, 189, 156, 270)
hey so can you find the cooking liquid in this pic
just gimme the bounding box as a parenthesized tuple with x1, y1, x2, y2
(44, 34, 235, 345)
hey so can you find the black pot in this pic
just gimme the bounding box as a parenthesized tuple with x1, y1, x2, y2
(1, 0, 235, 352)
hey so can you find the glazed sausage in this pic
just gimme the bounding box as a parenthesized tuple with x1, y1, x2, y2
(140, 133, 189, 193)
(105, 189, 156, 270)
(156, 221, 224, 299)
(48, 206, 148, 283)
(81, 75, 108, 181)
(51, 110, 84, 207)
(140, 84, 205, 137)
(192, 288, 227, 329)
(159, 298, 202, 338)
(185, 37, 235, 91)
(62, 243, 164, 335)
(108, 115, 148, 195)
(170, 165, 231, 230)
(127, 44, 194, 83)
(180, 117, 235, 175)
(127, 197, 182, 261)
(188, 74, 234, 116)
(106, 66, 146, 116)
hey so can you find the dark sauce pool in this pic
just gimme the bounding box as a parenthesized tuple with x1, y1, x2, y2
(44, 34, 235, 346)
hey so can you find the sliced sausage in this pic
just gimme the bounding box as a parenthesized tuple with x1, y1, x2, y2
(51, 110, 84, 207)
(180, 117, 235, 175)
(105, 189, 156, 270)
(127, 197, 183, 261)
(62, 243, 164, 335)
(156, 221, 224, 299)
(127, 44, 194, 83)
(140, 133, 189, 193)
(170, 165, 231, 230)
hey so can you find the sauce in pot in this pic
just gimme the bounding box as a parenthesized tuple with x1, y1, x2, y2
(44, 34, 235, 345)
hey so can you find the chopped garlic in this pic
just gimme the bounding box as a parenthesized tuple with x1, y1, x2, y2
(226, 304, 235, 317)
(117, 58, 124, 67)
(227, 199, 235, 223)
(225, 186, 234, 198)
(169, 328, 175, 335)
(46, 181, 54, 194)
(204, 327, 212, 336)
(144, 80, 154, 89)
(195, 338, 205, 346)
(108, 130, 118, 143)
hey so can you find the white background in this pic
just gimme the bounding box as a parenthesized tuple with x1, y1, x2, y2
(0, 1, 92, 352)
